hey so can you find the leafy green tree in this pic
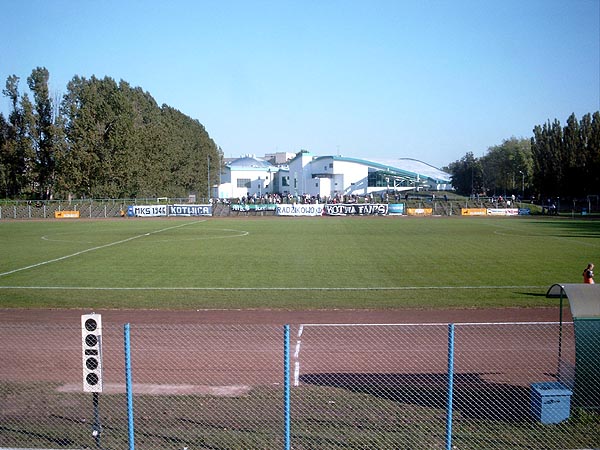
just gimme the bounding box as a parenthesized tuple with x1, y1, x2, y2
(446, 152, 482, 196)
(61, 76, 139, 197)
(481, 137, 531, 198)
(588, 112, 600, 192)
(532, 120, 562, 198)
(27, 67, 58, 199)
(1, 75, 36, 197)
(0, 113, 7, 197)
(59, 74, 220, 199)
(531, 113, 599, 200)
(575, 112, 600, 195)
(4, 68, 223, 200)
(447, 138, 531, 199)
(562, 113, 582, 197)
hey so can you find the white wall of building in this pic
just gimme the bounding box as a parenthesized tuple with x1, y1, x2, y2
(218, 153, 451, 200)
(332, 159, 366, 196)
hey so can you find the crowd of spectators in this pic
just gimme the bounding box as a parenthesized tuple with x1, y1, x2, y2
(226, 192, 393, 205)
(211, 191, 458, 206)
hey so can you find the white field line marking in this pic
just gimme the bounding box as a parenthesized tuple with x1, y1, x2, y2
(39, 226, 248, 244)
(0, 220, 204, 278)
(294, 361, 300, 387)
(0, 285, 547, 290)
(41, 235, 94, 244)
(300, 321, 566, 327)
(292, 327, 305, 387)
(139, 228, 249, 243)
(290, 320, 567, 386)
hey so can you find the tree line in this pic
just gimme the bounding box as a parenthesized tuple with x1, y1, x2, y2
(3, 67, 598, 204)
(0, 67, 222, 200)
(445, 111, 600, 202)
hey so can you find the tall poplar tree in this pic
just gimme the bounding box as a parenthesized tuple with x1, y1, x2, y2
(1, 75, 36, 197)
(27, 67, 57, 199)
(0, 113, 7, 197)
(3, 68, 222, 199)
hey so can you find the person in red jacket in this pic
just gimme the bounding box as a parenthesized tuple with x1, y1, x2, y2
(583, 263, 595, 284)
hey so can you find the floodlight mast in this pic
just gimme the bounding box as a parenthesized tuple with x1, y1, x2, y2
(519, 170, 525, 199)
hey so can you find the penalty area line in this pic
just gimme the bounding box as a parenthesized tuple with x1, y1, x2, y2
(0, 285, 546, 291)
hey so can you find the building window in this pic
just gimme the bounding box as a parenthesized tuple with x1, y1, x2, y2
(368, 170, 393, 188)
(237, 178, 251, 188)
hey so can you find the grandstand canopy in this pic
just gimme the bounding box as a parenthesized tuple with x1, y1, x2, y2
(227, 155, 275, 170)
(368, 157, 451, 183)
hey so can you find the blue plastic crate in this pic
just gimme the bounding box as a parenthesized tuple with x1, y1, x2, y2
(531, 382, 572, 424)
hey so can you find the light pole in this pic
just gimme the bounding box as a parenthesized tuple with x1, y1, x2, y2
(207, 155, 210, 201)
(385, 177, 389, 202)
(268, 168, 272, 196)
(519, 170, 524, 200)
(471, 166, 474, 198)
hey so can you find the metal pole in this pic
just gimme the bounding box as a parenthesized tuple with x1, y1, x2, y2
(283, 324, 291, 450)
(207, 155, 210, 201)
(92, 392, 101, 448)
(558, 291, 564, 381)
(520, 171, 525, 199)
(445, 323, 455, 450)
(124, 323, 135, 450)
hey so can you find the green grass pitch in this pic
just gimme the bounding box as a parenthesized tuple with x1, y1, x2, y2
(0, 216, 598, 309)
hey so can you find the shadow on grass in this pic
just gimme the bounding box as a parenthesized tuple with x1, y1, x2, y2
(299, 372, 532, 422)
(0, 425, 77, 447)
(520, 292, 550, 297)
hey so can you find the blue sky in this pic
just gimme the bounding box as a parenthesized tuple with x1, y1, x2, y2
(1, 0, 599, 168)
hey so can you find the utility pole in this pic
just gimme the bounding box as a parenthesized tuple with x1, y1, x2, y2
(519, 170, 524, 199)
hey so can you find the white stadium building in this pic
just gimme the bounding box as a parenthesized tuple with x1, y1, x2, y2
(217, 150, 452, 200)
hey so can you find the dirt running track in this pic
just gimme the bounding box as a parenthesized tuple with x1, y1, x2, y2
(0, 307, 573, 391)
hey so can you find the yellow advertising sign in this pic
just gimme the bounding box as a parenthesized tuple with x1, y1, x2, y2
(406, 208, 433, 216)
(54, 210, 80, 219)
(461, 208, 487, 216)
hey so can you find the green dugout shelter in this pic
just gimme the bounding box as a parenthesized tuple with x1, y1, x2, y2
(547, 283, 600, 410)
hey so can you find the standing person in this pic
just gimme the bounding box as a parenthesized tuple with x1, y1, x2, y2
(583, 263, 595, 284)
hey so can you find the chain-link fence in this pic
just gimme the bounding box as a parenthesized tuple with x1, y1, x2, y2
(0, 197, 545, 220)
(0, 200, 127, 220)
(1, 321, 599, 449)
(0, 199, 197, 220)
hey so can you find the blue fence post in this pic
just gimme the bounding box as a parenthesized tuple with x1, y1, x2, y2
(284, 324, 291, 450)
(446, 323, 455, 450)
(124, 323, 135, 450)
